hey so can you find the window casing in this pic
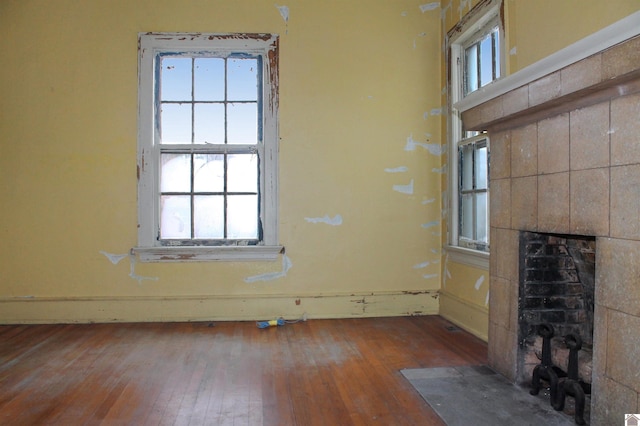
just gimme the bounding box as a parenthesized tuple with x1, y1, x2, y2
(135, 33, 281, 262)
(447, 0, 502, 267)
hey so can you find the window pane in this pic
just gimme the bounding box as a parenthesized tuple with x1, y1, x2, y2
(161, 58, 192, 101)
(460, 144, 474, 190)
(227, 58, 258, 101)
(161, 154, 191, 192)
(194, 103, 224, 144)
(465, 44, 478, 95)
(194, 154, 224, 192)
(194, 58, 224, 101)
(480, 34, 493, 87)
(460, 194, 474, 239)
(161, 103, 191, 144)
(194, 196, 224, 238)
(227, 195, 258, 239)
(476, 192, 488, 243)
(227, 103, 258, 144)
(476, 145, 488, 189)
(161, 195, 191, 239)
(227, 154, 257, 193)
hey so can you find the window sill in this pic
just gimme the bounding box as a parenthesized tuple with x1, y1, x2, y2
(446, 245, 489, 270)
(132, 245, 284, 262)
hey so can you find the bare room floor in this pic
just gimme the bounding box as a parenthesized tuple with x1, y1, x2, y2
(0, 316, 489, 425)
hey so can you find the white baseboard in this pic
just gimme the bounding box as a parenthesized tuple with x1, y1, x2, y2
(0, 291, 439, 324)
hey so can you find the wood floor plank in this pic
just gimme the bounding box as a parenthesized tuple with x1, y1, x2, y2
(0, 316, 487, 425)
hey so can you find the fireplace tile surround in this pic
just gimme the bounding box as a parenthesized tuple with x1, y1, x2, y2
(462, 35, 640, 425)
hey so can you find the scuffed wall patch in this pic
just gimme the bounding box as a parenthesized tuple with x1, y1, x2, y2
(245, 254, 292, 283)
(423, 273, 438, 279)
(422, 198, 436, 205)
(458, 0, 472, 16)
(385, 166, 408, 173)
(305, 214, 343, 226)
(100, 251, 129, 265)
(393, 179, 414, 195)
(129, 256, 159, 284)
(419, 2, 440, 13)
(414, 261, 430, 269)
(432, 165, 447, 174)
(404, 134, 445, 156)
(474, 275, 485, 290)
(275, 4, 289, 34)
(510, 46, 517, 55)
(275, 5, 289, 22)
(421, 220, 439, 229)
(101, 251, 159, 284)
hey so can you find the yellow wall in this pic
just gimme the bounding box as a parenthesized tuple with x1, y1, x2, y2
(506, 0, 640, 72)
(0, 0, 443, 323)
(439, 0, 640, 341)
(1, 0, 638, 326)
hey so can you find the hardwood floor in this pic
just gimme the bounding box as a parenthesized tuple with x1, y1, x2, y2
(0, 316, 487, 425)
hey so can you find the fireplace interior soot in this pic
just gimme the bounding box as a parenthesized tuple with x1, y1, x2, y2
(518, 232, 596, 423)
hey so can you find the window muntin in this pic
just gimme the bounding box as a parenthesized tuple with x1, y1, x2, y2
(136, 33, 280, 260)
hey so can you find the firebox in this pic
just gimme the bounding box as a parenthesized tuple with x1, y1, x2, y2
(518, 232, 595, 387)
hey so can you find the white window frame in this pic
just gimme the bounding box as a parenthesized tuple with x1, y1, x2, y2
(134, 33, 282, 262)
(446, 0, 503, 269)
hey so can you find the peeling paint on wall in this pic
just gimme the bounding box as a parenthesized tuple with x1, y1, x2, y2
(510, 46, 517, 55)
(245, 254, 292, 283)
(485, 290, 490, 306)
(404, 134, 445, 156)
(432, 165, 447, 174)
(474, 275, 485, 290)
(393, 179, 414, 195)
(422, 197, 435, 205)
(384, 166, 408, 173)
(419, 2, 440, 13)
(414, 261, 430, 269)
(305, 214, 343, 226)
(423, 273, 438, 279)
(430, 107, 442, 116)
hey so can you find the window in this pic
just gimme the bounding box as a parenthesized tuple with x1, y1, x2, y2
(447, 0, 502, 265)
(458, 134, 488, 251)
(463, 25, 501, 96)
(135, 33, 282, 262)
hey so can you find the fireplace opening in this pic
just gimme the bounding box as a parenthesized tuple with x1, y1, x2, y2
(518, 232, 596, 387)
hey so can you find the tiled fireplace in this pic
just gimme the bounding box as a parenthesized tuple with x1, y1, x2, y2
(462, 35, 640, 425)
